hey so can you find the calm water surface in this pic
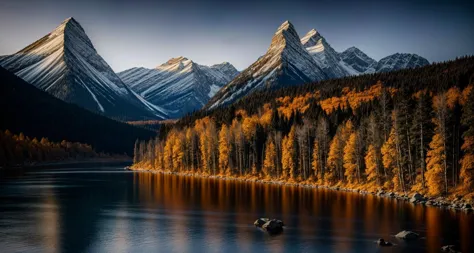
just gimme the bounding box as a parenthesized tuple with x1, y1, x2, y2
(0, 165, 472, 253)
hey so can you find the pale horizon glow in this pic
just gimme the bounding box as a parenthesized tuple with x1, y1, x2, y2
(0, 0, 473, 72)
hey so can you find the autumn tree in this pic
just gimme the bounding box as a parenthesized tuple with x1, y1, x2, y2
(263, 136, 276, 178)
(460, 85, 474, 192)
(282, 126, 296, 179)
(315, 117, 330, 181)
(425, 93, 449, 196)
(311, 139, 320, 180)
(218, 124, 231, 175)
(327, 121, 352, 184)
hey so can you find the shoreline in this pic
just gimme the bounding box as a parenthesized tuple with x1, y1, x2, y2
(1, 158, 132, 171)
(129, 167, 473, 213)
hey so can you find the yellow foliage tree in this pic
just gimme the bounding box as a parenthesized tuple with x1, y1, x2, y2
(327, 133, 342, 184)
(311, 140, 320, 180)
(425, 133, 446, 196)
(460, 136, 474, 191)
(343, 132, 358, 184)
(365, 145, 378, 187)
(282, 126, 295, 179)
(263, 138, 276, 178)
(218, 124, 231, 175)
(172, 133, 184, 171)
(381, 127, 399, 191)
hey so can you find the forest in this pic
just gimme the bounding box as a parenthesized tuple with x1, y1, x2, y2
(134, 56, 474, 198)
(0, 66, 156, 156)
(0, 129, 100, 166)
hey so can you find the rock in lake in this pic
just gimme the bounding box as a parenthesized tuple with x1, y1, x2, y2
(259, 219, 284, 235)
(441, 245, 461, 253)
(254, 218, 270, 227)
(395, 230, 419, 240)
(376, 238, 393, 246)
(410, 193, 424, 203)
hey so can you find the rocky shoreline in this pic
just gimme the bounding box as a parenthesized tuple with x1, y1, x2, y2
(128, 167, 473, 213)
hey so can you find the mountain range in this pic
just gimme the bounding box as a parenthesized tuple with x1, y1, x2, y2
(0, 17, 167, 120)
(1, 18, 430, 119)
(118, 57, 239, 118)
(206, 21, 430, 109)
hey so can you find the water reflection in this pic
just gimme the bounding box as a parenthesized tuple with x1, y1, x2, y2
(0, 167, 472, 253)
(132, 172, 473, 252)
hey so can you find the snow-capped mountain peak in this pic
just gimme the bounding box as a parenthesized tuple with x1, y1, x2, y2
(118, 57, 240, 118)
(300, 29, 321, 47)
(301, 29, 358, 78)
(375, 53, 429, 72)
(205, 20, 327, 110)
(339, 46, 377, 73)
(0, 17, 167, 120)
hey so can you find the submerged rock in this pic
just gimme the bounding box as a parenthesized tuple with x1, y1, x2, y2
(376, 238, 393, 246)
(395, 230, 419, 240)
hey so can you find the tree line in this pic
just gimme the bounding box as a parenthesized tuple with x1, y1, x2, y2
(134, 81, 474, 197)
(0, 129, 99, 166)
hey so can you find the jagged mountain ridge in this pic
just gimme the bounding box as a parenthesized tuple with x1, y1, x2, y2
(301, 29, 358, 78)
(0, 17, 167, 120)
(118, 57, 239, 118)
(205, 21, 327, 110)
(375, 53, 430, 73)
(338, 46, 378, 73)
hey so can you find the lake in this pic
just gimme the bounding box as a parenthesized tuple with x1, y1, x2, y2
(0, 164, 472, 252)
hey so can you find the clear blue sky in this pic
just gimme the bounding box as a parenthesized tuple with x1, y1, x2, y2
(0, 0, 472, 71)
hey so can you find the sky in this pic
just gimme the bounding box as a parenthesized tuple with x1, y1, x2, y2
(0, 0, 473, 72)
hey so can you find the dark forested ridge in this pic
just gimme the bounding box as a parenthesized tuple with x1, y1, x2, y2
(135, 56, 474, 200)
(0, 67, 155, 155)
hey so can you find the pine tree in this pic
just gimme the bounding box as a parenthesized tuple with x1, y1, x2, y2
(426, 94, 449, 196)
(263, 137, 276, 178)
(311, 139, 320, 180)
(382, 127, 399, 191)
(365, 145, 378, 187)
(133, 139, 139, 164)
(282, 126, 296, 179)
(343, 132, 358, 184)
(218, 124, 231, 175)
(460, 86, 474, 192)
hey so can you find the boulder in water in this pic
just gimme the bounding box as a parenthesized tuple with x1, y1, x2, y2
(262, 219, 284, 235)
(410, 193, 425, 203)
(395, 230, 419, 240)
(376, 238, 393, 246)
(441, 245, 461, 253)
(254, 218, 270, 227)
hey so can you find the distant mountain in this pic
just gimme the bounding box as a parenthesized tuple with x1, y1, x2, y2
(118, 57, 239, 118)
(0, 17, 167, 120)
(301, 29, 358, 78)
(0, 66, 155, 155)
(374, 53, 430, 73)
(339, 47, 377, 73)
(205, 21, 327, 110)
